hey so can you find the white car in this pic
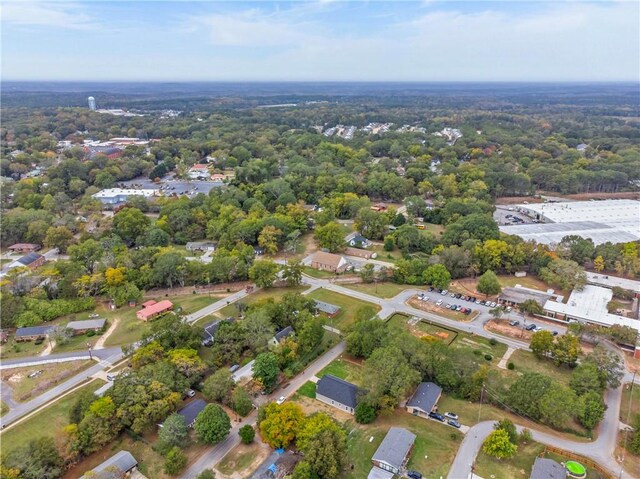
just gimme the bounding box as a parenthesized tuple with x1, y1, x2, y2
(436, 300, 443, 306)
(276, 396, 286, 405)
(186, 389, 196, 398)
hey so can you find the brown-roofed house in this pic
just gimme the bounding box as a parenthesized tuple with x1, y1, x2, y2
(137, 300, 173, 321)
(8, 243, 41, 254)
(311, 251, 348, 273)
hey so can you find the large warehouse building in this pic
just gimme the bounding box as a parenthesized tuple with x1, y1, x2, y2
(500, 199, 640, 245)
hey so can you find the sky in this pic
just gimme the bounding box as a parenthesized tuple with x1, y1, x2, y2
(2, 1, 639, 82)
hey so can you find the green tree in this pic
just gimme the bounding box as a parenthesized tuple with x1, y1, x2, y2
(248, 260, 280, 288)
(296, 413, 343, 451)
(252, 352, 280, 392)
(363, 346, 421, 410)
(551, 334, 581, 366)
(360, 263, 375, 283)
(232, 386, 254, 417)
(239, 424, 256, 444)
(494, 419, 518, 444)
(157, 413, 189, 452)
(4, 437, 64, 479)
(282, 260, 303, 287)
(506, 373, 552, 420)
(298, 316, 324, 354)
(583, 345, 624, 388)
(570, 363, 603, 396)
(482, 429, 517, 459)
(194, 404, 231, 444)
(112, 207, 151, 244)
(258, 225, 283, 255)
(354, 401, 377, 424)
(422, 264, 451, 290)
(292, 461, 318, 479)
(203, 368, 235, 403)
(68, 239, 103, 273)
(44, 225, 74, 253)
(259, 402, 305, 448)
(315, 222, 346, 252)
(578, 391, 606, 430)
(539, 383, 577, 429)
(520, 299, 543, 315)
(477, 270, 501, 295)
(354, 208, 387, 240)
(539, 259, 587, 291)
(300, 427, 348, 479)
(530, 330, 554, 359)
(163, 446, 187, 476)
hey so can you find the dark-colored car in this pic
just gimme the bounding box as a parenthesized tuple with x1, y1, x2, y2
(552, 331, 559, 336)
(455, 293, 462, 299)
(448, 419, 461, 428)
(407, 471, 423, 479)
(429, 411, 445, 422)
(525, 323, 537, 331)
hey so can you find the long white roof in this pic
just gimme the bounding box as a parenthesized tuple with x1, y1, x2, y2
(93, 188, 157, 198)
(543, 284, 640, 331)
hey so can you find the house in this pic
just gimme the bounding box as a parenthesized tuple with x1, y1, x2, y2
(186, 241, 217, 252)
(406, 382, 442, 417)
(201, 317, 234, 346)
(344, 246, 376, 259)
(310, 251, 348, 273)
(349, 234, 371, 248)
(16, 252, 46, 270)
(80, 450, 138, 479)
(529, 457, 565, 479)
(371, 427, 416, 475)
(15, 325, 54, 342)
(66, 318, 106, 335)
(7, 243, 41, 254)
(136, 300, 173, 321)
(270, 326, 294, 347)
(175, 399, 207, 428)
(314, 300, 341, 317)
(316, 374, 358, 414)
(576, 143, 588, 154)
(188, 164, 210, 179)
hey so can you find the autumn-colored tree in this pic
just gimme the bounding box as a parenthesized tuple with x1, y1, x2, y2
(593, 255, 605, 273)
(259, 402, 305, 449)
(167, 348, 207, 379)
(258, 225, 283, 255)
(482, 429, 517, 459)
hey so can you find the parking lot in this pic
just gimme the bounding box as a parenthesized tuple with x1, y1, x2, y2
(493, 205, 535, 226)
(119, 175, 224, 197)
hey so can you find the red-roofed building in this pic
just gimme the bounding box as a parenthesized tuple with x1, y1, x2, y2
(142, 300, 158, 308)
(137, 300, 173, 321)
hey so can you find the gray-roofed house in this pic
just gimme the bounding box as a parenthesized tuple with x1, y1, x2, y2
(66, 318, 107, 335)
(16, 252, 46, 270)
(529, 457, 565, 479)
(371, 427, 416, 475)
(175, 399, 207, 428)
(80, 450, 138, 479)
(186, 241, 217, 252)
(314, 300, 341, 317)
(316, 374, 358, 414)
(15, 325, 54, 342)
(349, 234, 371, 248)
(269, 326, 294, 347)
(201, 317, 235, 346)
(406, 382, 442, 418)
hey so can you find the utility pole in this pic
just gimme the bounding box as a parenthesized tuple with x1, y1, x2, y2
(477, 383, 484, 425)
(620, 371, 636, 479)
(87, 342, 93, 360)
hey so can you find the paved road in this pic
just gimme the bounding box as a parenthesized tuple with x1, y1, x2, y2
(181, 341, 346, 478)
(0, 348, 123, 427)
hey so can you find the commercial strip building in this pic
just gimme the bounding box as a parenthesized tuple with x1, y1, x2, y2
(499, 199, 640, 245)
(585, 272, 640, 294)
(542, 284, 640, 332)
(93, 188, 158, 205)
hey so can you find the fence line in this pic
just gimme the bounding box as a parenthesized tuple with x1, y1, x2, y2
(542, 445, 614, 479)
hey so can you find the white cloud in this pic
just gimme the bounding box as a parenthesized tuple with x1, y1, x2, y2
(1, 1, 97, 30)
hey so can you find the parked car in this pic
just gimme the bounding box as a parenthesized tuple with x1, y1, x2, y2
(463, 308, 472, 315)
(505, 306, 512, 312)
(454, 293, 462, 299)
(421, 296, 429, 302)
(436, 300, 443, 306)
(276, 396, 286, 405)
(448, 419, 461, 428)
(444, 412, 458, 420)
(552, 331, 559, 336)
(489, 301, 497, 308)
(429, 411, 445, 422)
(184, 389, 196, 398)
(479, 300, 486, 305)
(428, 287, 434, 292)
(455, 305, 463, 311)
(445, 303, 451, 309)
(88, 313, 100, 318)
(525, 323, 537, 331)
(407, 471, 423, 479)
(450, 292, 456, 298)
(509, 320, 520, 327)
(441, 289, 448, 295)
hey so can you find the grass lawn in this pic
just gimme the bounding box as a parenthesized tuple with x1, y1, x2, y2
(498, 274, 570, 298)
(342, 282, 408, 298)
(1, 401, 8, 416)
(303, 266, 339, 279)
(217, 442, 267, 477)
(166, 294, 226, 315)
(0, 338, 47, 360)
(621, 382, 640, 423)
(296, 381, 317, 399)
(317, 358, 364, 385)
(476, 441, 604, 479)
(307, 288, 380, 332)
(343, 410, 463, 479)
(509, 350, 574, 387)
(216, 285, 310, 318)
(54, 332, 103, 353)
(1, 360, 94, 402)
(1, 380, 106, 455)
(368, 244, 403, 263)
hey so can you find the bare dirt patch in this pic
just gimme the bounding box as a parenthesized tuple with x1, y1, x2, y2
(292, 395, 355, 422)
(216, 441, 271, 479)
(486, 319, 534, 341)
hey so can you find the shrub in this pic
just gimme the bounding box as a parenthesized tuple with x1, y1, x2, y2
(239, 424, 255, 444)
(473, 349, 482, 356)
(489, 338, 498, 346)
(519, 428, 532, 443)
(164, 447, 187, 475)
(507, 362, 515, 370)
(484, 354, 493, 361)
(355, 402, 377, 424)
(86, 330, 95, 337)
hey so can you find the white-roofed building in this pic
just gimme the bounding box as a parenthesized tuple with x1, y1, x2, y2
(542, 284, 640, 332)
(500, 200, 640, 246)
(93, 188, 158, 205)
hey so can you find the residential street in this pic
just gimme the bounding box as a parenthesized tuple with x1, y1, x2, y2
(180, 341, 346, 478)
